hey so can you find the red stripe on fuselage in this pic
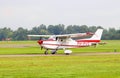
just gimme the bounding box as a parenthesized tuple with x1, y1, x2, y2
(76, 40, 100, 42)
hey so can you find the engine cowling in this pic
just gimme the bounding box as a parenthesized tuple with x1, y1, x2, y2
(37, 40, 43, 45)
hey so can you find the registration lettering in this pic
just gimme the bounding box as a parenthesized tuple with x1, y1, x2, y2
(77, 42, 90, 46)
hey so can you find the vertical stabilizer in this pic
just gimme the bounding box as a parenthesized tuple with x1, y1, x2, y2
(90, 29, 103, 40)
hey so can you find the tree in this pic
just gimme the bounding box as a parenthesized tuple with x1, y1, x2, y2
(102, 29, 109, 40)
(48, 24, 65, 35)
(0, 27, 13, 40)
(88, 26, 97, 32)
(115, 29, 120, 39)
(79, 25, 89, 32)
(108, 28, 116, 40)
(0, 25, 120, 40)
(72, 25, 81, 33)
(48, 25, 54, 34)
(13, 27, 28, 40)
(65, 25, 74, 34)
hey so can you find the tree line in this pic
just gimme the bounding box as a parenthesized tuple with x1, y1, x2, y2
(0, 24, 120, 40)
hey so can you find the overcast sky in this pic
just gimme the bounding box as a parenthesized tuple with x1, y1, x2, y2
(0, 0, 120, 30)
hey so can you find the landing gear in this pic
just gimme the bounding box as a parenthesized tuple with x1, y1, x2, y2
(51, 50, 57, 54)
(44, 49, 57, 55)
(44, 49, 48, 55)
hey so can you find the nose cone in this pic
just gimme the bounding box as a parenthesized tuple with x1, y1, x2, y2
(38, 40, 43, 45)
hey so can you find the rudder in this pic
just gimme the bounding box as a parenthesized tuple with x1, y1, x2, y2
(90, 29, 103, 40)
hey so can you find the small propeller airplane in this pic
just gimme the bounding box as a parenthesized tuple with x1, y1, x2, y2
(28, 29, 103, 55)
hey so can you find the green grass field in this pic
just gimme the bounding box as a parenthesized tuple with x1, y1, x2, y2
(0, 55, 120, 78)
(0, 40, 120, 78)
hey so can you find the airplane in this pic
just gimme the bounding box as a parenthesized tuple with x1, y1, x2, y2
(28, 29, 103, 55)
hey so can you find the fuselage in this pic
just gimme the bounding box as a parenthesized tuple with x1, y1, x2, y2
(38, 38, 100, 50)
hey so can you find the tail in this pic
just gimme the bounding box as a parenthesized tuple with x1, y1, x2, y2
(90, 29, 103, 40)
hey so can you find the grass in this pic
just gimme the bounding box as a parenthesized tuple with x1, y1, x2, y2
(0, 40, 120, 78)
(0, 55, 120, 78)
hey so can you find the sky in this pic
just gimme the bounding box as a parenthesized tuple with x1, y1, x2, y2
(0, 0, 120, 30)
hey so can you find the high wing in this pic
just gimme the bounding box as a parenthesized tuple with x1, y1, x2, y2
(63, 32, 93, 38)
(27, 35, 52, 37)
(27, 32, 93, 38)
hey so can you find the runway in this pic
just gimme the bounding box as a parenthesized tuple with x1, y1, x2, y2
(0, 52, 120, 57)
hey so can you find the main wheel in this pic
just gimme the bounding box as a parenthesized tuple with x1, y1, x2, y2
(51, 50, 57, 54)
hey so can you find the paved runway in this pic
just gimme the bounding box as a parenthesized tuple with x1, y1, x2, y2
(0, 52, 120, 57)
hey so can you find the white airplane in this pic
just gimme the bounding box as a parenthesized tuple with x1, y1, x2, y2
(28, 29, 103, 55)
